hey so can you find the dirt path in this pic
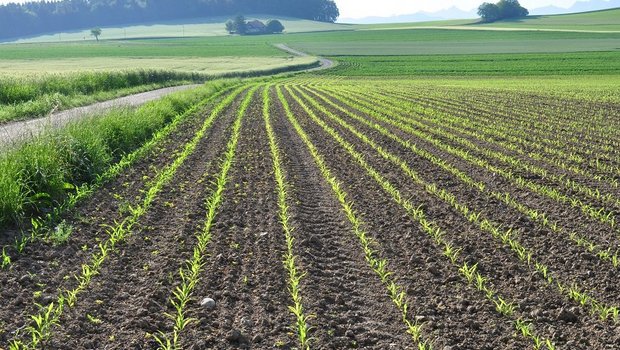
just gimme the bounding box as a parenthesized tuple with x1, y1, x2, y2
(0, 49, 331, 150)
(274, 43, 335, 70)
(0, 84, 200, 149)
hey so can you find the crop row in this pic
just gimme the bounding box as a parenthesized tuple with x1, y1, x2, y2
(368, 86, 620, 183)
(316, 84, 620, 254)
(0, 84, 239, 269)
(281, 85, 557, 348)
(7, 85, 251, 349)
(153, 85, 258, 349)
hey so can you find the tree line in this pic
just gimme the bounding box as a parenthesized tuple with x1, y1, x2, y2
(0, 0, 339, 41)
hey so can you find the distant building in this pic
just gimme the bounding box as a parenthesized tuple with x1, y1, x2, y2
(246, 20, 267, 34)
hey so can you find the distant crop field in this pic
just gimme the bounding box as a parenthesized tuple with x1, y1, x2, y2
(0, 37, 284, 60)
(0, 56, 316, 74)
(2, 79, 620, 349)
(476, 7, 620, 32)
(318, 52, 620, 76)
(282, 28, 620, 55)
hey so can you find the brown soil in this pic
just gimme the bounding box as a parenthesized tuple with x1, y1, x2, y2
(3, 81, 620, 350)
(0, 94, 226, 346)
(290, 85, 620, 349)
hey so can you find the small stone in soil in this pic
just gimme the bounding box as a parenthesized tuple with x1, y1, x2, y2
(252, 334, 263, 343)
(241, 317, 253, 327)
(557, 308, 579, 323)
(227, 329, 245, 343)
(200, 297, 216, 310)
(414, 315, 428, 322)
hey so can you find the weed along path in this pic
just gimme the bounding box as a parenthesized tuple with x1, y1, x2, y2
(0, 50, 330, 150)
(0, 84, 200, 149)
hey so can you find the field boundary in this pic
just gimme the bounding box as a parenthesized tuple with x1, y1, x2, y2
(0, 57, 324, 149)
(274, 44, 335, 71)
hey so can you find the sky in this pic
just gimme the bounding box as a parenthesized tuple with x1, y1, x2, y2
(0, 0, 598, 19)
(336, 0, 579, 19)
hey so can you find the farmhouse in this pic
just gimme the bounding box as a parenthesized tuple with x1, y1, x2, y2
(246, 20, 267, 34)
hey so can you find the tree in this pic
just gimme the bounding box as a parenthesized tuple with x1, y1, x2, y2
(477, 2, 501, 22)
(266, 19, 284, 33)
(316, 0, 339, 23)
(90, 27, 102, 41)
(225, 19, 234, 34)
(233, 15, 247, 35)
(478, 0, 528, 22)
(497, 0, 529, 18)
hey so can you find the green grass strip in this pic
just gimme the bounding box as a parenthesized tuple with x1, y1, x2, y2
(152, 84, 259, 350)
(262, 85, 311, 350)
(0, 80, 238, 228)
(3, 83, 240, 265)
(8, 84, 249, 350)
(276, 85, 432, 349)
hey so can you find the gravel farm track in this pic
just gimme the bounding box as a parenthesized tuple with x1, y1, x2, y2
(0, 45, 331, 149)
(1, 80, 620, 350)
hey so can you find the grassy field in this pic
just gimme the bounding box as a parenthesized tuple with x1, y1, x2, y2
(358, 7, 620, 32)
(318, 52, 620, 76)
(281, 29, 620, 55)
(2, 28, 616, 62)
(475, 7, 620, 32)
(0, 31, 317, 123)
(5, 15, 352, 44)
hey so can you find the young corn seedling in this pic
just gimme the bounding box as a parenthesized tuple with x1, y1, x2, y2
(153, 85, 257, 350)
(442, 243, 461, 264)
(459, 263, 478, 284)
(515, 319, 533, 338)
(1, 247, 10, 269)
(494, 297, 516, 316)
(10, 84, 249, 350)
(278, 85, 432, 349)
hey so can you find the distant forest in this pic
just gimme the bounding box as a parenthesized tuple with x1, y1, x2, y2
(0, 0, 339, 40)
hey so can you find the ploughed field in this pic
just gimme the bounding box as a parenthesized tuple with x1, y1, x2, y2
(2, 79, 620, 350)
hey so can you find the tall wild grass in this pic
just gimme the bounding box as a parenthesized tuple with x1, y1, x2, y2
(0, 70, 206, 123)
(0, 79, 234, 227)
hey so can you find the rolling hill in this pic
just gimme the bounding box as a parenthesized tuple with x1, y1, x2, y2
(476, 7, 620, 31)
(3, 15, 352, 44)
(359, 7, 620, 33)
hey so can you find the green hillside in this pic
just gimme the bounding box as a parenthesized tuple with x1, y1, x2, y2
(5, 15, 352, 44)
(359, 7, 620, 32)
(283, 29, 620, 55)
(476, 7, 620, 31)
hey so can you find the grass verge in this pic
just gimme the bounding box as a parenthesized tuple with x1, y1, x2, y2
(0, 79, 234, 229)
